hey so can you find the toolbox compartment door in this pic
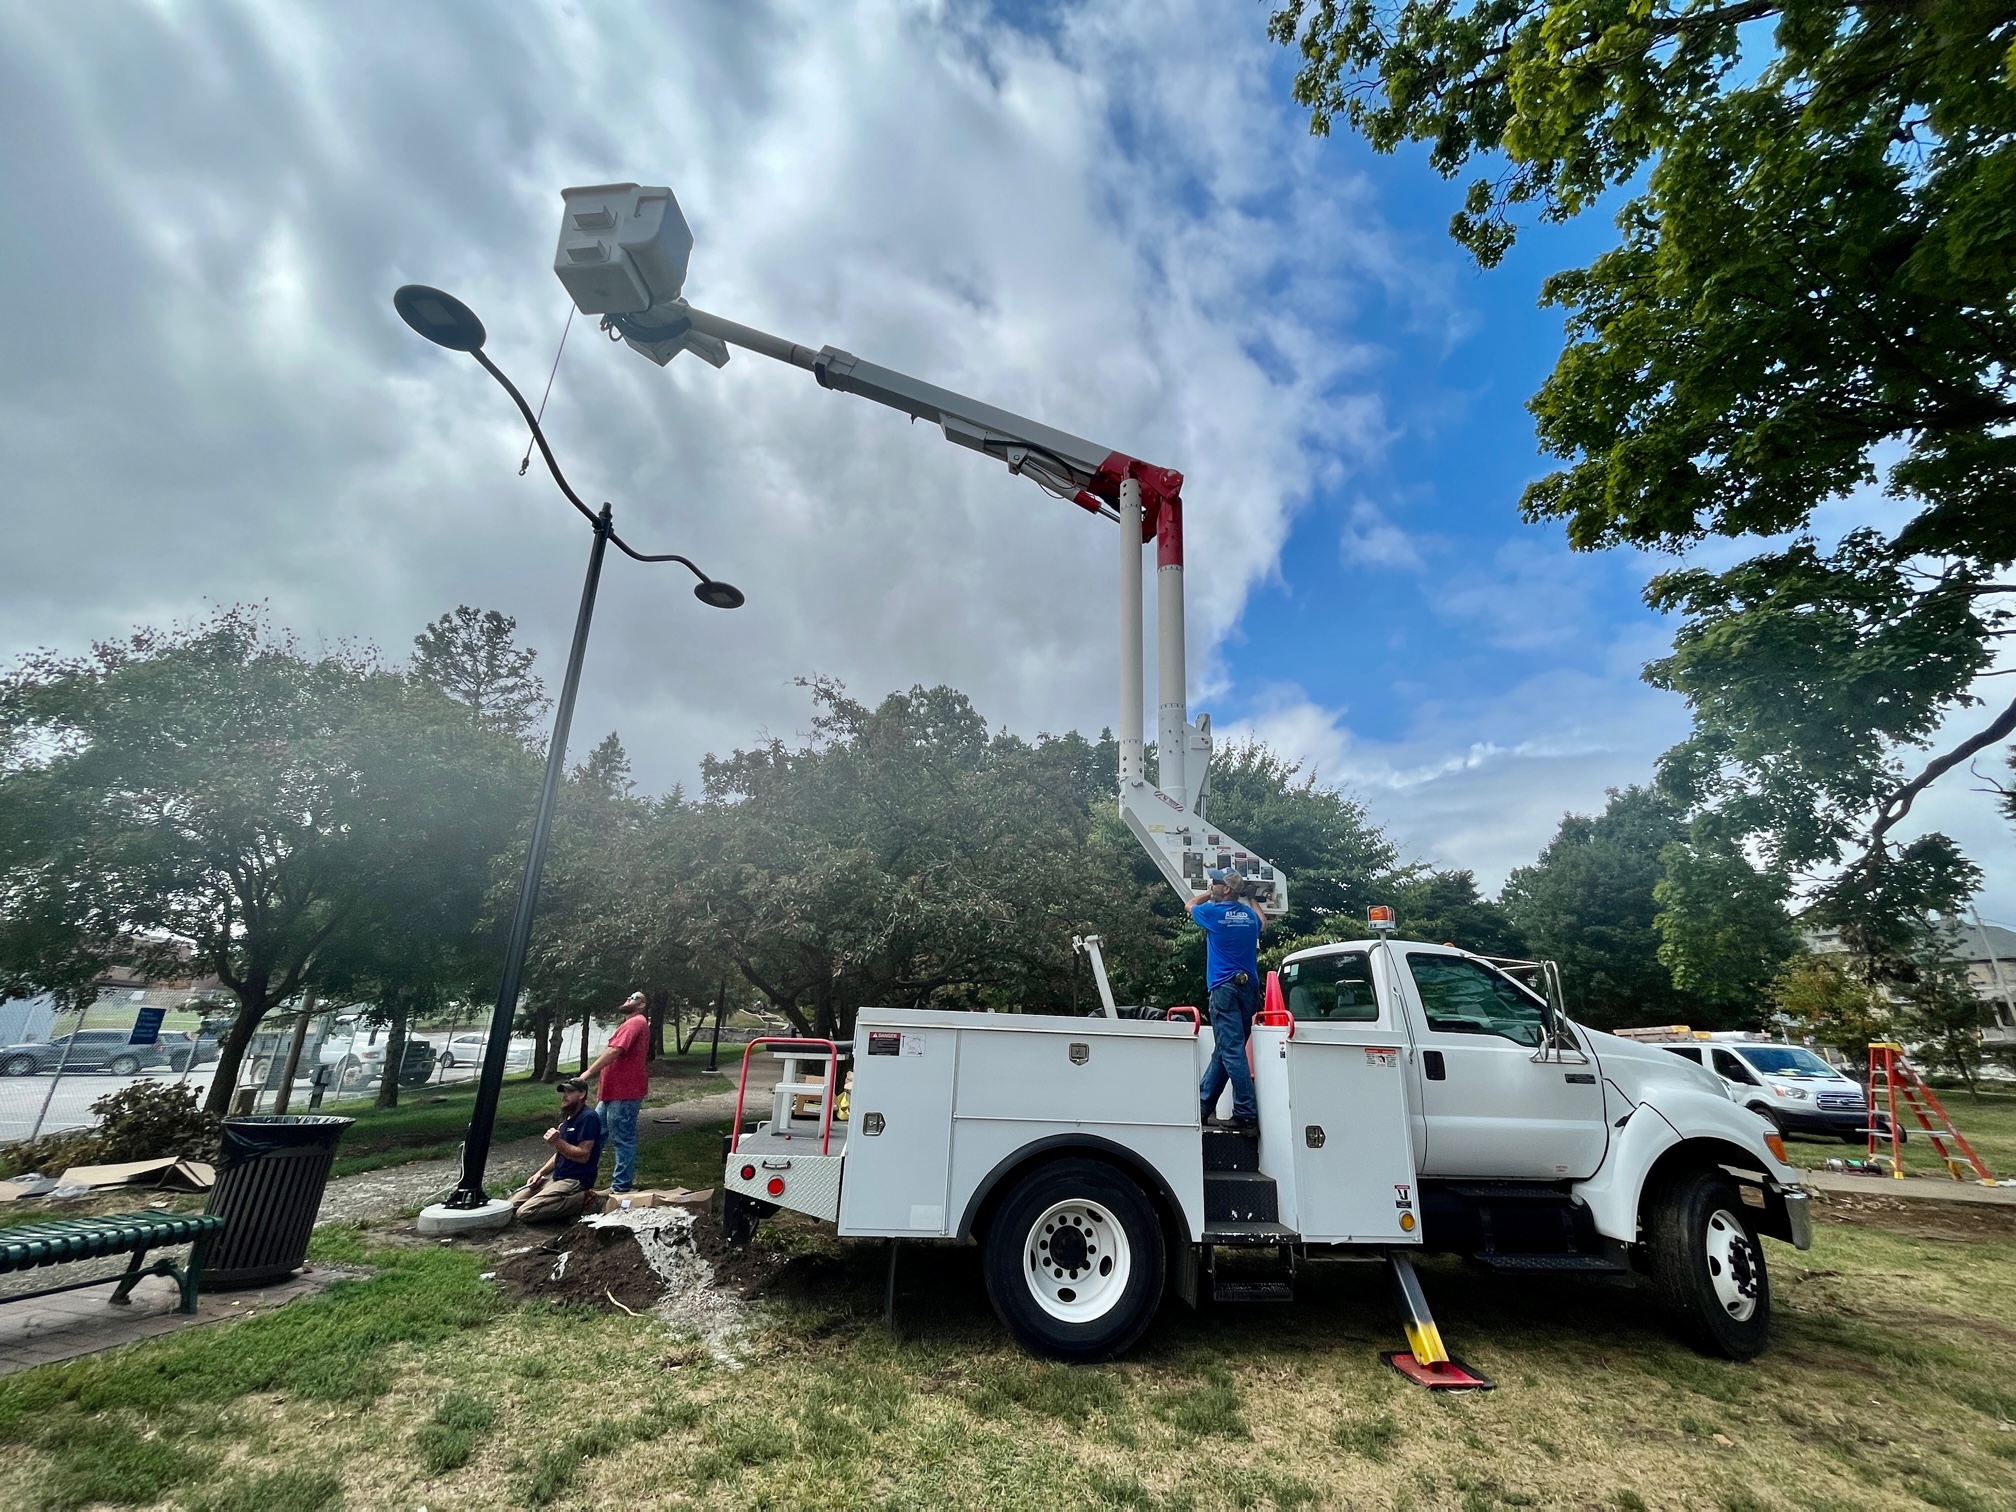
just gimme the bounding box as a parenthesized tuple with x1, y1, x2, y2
(838, 1019, 957, 1236)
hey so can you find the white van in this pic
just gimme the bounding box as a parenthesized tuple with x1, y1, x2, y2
(1658, 1040, 1892, 1143)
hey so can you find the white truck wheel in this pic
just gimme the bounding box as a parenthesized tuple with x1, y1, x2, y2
(1646, 1168, 1772, 1360)
(983, 1157, 1164, 1363)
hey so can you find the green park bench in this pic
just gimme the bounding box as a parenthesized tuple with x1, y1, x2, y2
(0, 1211, 226, 1314)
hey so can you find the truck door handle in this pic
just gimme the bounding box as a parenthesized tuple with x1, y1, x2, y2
(1423, 1051, 1446, 1081)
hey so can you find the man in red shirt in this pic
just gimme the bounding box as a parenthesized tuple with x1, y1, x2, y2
(582, 991, 651, 1194)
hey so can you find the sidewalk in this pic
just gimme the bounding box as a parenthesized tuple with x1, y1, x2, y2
(311, 1070, 767, 1227)
(1804, 1169, 2016, 1206)
(0, 1266, 360, 1377)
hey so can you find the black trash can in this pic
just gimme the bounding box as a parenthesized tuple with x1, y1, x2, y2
(202, 1114, 354, 1289)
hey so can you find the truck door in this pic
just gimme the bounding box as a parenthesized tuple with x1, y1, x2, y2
(1393, 946, 1608, 1180)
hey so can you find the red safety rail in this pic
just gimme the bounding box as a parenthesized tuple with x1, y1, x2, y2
(1867, 1042, 1995, 1182)
(1166, 1006, 1200, 1034)
(733, 1037, 842, 1156)
(1259, 971, 1294, 1037)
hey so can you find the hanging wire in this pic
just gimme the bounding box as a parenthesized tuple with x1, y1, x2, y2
(517, 305, 576, 476)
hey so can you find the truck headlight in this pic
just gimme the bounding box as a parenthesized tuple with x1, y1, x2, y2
(1770, 1085, 1809, 1101)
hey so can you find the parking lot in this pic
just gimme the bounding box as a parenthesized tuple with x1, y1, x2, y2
(0, 1030, 545, 1146)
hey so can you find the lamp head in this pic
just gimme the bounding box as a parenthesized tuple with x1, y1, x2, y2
(394, 285, 486, 351)
(693, 579, 744, 610)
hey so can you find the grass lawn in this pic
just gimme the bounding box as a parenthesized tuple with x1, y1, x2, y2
(1, 1159, 2012, 1510)
(1778, 1085, 2016, 1183)
(321, 1054, 731, 1179)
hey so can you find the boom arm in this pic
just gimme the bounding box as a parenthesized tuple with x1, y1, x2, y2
(552, 181, 1284, 914)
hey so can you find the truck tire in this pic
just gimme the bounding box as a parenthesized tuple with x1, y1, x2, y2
(1745, 1102, 1782, 1134)
(1646, 1168, 1771, 1361)
(982, 1157, 1165, 1363)
(108, 1054, 141, 1076)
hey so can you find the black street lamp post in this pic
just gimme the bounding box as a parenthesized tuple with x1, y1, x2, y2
(393, 285, 741, 1220)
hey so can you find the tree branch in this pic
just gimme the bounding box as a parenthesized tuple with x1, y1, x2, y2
(1869, 694, 2016, 846)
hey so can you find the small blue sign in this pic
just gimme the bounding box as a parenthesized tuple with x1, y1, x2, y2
(130, 1007, 167, 1045)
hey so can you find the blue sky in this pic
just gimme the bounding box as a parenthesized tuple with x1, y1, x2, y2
(1, 0, 2009, 921)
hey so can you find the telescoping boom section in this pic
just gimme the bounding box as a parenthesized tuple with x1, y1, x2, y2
(550, 181, 1284, 915)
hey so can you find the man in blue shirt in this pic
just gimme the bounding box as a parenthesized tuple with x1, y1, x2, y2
(1190, 869, 1267, 1132)
(508, 1076, 606, 1224)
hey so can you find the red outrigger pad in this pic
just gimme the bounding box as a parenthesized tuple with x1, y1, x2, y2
(1381, 1351, 1495, 1391)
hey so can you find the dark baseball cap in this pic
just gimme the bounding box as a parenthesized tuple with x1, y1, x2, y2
(557, 1077, 588, 1093)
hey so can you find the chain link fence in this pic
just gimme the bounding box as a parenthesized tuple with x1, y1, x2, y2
(0, 994, 579, 1156)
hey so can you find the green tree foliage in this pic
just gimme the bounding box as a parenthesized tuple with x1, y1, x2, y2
(1502, 786, 1785, 1027)
(411, 605, 551, 743)
(0, 607, 532, 1113)
(1269, 0, 2016, 952)
(1200, 741, 1399, 935)
(681, 680, 1167, 1038)
(1896, 941, 1989, 1095)
(1769, 951, 1888, 1058)
(1385, 869, 1527, 956)
(1651, 836, 1799, 1011)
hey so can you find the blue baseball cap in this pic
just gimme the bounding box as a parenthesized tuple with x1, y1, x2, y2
(1206, 868, 1232, 883)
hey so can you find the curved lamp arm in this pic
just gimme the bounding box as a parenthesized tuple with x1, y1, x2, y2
(471, 349, 712, 583)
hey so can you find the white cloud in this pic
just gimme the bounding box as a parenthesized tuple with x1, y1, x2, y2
(1339, 499, 1426, 571)
(1226, 630, 1694, 890)
(0, 0, 1411, 789)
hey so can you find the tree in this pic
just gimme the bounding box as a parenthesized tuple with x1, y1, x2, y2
(314, 676, 533, 1107)
(1269, 0, 2015, 954)
(1897, 942, 1987, 1097)
(1387, 869, 1526, 957)
(411, 606, 551, 743)
(688, 681, 1168, 1038)
(0, 607, 531, 1114)
(1651, 836, 1799, 1013)
(506, 734, 652, 1080)
(1199, 740, 1398, 939)
(1502, 787, 1768, 1028)
(1768, 951, 1888, 1059)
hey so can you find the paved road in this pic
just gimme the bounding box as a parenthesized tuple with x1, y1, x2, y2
(0, 1068, 232, 1145)
(0, 1041, 524, 1145)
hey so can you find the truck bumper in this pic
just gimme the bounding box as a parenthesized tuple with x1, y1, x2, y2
(1777, 1187, 1813, 1251)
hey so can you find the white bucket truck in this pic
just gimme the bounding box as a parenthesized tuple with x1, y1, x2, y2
(551, 183, 1814, 1372)
(719, 934, 1810, 1368)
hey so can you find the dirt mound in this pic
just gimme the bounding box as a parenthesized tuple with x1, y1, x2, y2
(492, 1206, 793, 1320)
(1811, 1187, 2016, 1242)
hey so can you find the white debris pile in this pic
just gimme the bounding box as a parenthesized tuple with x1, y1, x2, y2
(581, 1205, 745, 1349)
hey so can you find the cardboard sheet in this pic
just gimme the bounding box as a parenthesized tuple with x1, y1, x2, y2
(53, 1157, 215, 1192)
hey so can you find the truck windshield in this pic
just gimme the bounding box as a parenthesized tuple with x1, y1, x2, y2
(1735, 1046, 1838, 1078)
(1280, 953, 1379, 1021)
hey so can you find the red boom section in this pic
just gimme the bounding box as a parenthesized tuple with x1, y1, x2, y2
(1074, 452, 1185, 546)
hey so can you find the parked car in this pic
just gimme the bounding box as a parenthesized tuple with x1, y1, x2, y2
(0, 1030, 176, 1077)
(336, 1037, 437, 1092)
(1661, 1040, 1898, 1143)
(435, 1034, 533, 1070)
(162, 1028, 223, 1073)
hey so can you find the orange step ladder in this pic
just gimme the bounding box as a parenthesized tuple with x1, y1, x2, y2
(1866, 1043, 1996, 1184)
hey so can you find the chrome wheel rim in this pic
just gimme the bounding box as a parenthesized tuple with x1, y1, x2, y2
(1704, 1207, 1761, 1322)
(1024, 1197, 1132, 1323)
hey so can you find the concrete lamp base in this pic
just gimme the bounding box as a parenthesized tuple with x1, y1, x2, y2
(417, 1199, 516, 1238)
